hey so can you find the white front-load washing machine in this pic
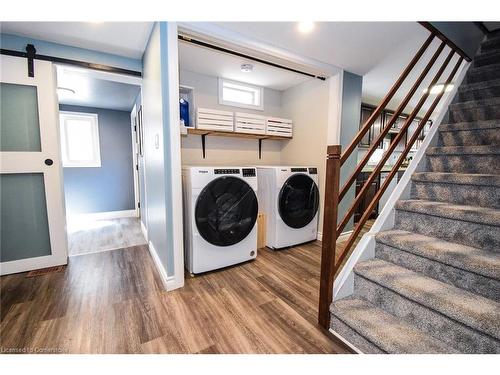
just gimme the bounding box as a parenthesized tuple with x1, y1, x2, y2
(257, 166, 319, 249)
(182, 166, 259, 274)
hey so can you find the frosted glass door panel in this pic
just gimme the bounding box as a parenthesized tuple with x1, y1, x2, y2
(0, 83, 41, 152)
(0, 173, 51, 262)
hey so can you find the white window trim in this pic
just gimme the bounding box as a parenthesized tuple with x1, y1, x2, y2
(218, 77, 264, 111)
(59, 111, 101, 168)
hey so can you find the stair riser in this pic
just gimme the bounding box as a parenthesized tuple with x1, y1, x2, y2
(329, 316, 384, 354)
(438, 127, 500, 146)
(411, 181, 500, 208)
(474, 53, 500, 68)
(481, 39, 500, 53)
(449, 106, 500, 122)
(375, 243, 500, 301)
(354, 274, 500, 353)
(466, 68, 500, 84)
(426, 154, 500, 174)
(458, 86, 500, 101)
(395, 209, 500, 251)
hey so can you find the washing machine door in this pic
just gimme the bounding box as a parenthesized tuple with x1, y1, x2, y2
(278, 174, 319, 229)
(195, 176, 258, 247)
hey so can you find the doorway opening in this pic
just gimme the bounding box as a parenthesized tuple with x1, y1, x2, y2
(56, 65, 146, 256)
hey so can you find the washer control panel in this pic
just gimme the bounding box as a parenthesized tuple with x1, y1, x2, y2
(242, 168, 256, 177)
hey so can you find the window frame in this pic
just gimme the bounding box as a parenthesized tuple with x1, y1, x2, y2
(218, 78, 264, 111)
(59, 111, 101, 168)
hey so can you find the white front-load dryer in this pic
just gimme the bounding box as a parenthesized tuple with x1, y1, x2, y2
(257, 166, 319, 249)
(182, 166, 259, 274)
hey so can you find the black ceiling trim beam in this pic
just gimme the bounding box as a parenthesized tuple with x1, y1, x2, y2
(0, 46, 142, 77)
(178, 34, 327, 81)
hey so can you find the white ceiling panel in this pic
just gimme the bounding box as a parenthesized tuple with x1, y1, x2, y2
(178, 40, 311, 91)
(1, 22, 153, 59)
(57, 66, 140, 111)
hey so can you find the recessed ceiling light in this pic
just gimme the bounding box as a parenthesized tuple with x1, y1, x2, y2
(297, 22, 315, 33)
(57, 87, 76, 96)
(423, 83, 454, 95)
(241, 63, 253, 73)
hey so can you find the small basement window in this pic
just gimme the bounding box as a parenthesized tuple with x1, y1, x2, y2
(218, 78, 264, 110)
(59, 111, 101, 168)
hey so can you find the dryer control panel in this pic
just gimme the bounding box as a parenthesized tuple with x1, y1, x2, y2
(214, 168, 240, 175)
(242, 168, 256, 177)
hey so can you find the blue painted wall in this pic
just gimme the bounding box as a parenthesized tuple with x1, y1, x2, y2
(430, 22, 484, 59)
(1, 33, 142, 73)
(339, 71, 363, 232)
(60, 105, 135, 215)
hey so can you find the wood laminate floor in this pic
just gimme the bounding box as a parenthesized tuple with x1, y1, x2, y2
(0, 221, 373, 354)
(67, 217, 147, 256)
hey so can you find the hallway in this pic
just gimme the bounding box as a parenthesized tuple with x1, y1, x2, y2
(67, 217, 147, 256)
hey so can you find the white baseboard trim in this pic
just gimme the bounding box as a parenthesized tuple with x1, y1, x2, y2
(68, 209, 138, 222)
(147, 240, 169, 291)
(317, 229, 353, 242)
(0, 254, 67, 276)
(140, 220, 148, 241)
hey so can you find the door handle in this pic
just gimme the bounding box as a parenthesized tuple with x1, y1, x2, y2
(44, 159, 54, 166)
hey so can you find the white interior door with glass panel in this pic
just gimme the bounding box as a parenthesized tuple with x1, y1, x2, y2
(0, 55, 68, 275)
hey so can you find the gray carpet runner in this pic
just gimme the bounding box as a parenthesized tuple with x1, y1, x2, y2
(330, 31, 500, 353)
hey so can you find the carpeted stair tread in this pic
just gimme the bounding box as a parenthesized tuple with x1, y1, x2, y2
(450, 97, 500, 110)
(330, 297, 458, 353)
(375, 229, 500, 280)
(412, 172, 500, 186)
(466, 63, 500, 80)
(473, 50, 500, 67)
(481, 37, 500, 52)
(354, 259, 500, 339)
(395, 199, 500, 226)
(426, 144, 500, 155)
(459, 77, 500, 91)
(439, 119, 500, 132)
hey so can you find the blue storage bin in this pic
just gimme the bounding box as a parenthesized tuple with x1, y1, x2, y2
(180, 98, 191, 127)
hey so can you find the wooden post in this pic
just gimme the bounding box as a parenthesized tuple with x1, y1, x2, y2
(318, 145, 341, 329)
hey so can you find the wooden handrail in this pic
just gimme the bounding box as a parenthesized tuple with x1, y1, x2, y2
(339, 34, 435, 166)
(318, 26, 468, 330)
(338, 57, 464, 267)
(338, 40, 447, 202)
(335, 48, 455, 236)
(318, 145, 341, 328)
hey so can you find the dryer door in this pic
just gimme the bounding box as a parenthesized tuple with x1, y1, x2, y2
(278, 174, 319, 229)
(195, 176, 258, 247)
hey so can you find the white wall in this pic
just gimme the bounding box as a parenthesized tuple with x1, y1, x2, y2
(179, 69, 285, 166)
(280, 76, 342, 234)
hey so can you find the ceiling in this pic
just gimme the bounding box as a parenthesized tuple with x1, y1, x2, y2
(178, 40, 311, 91)
(205, 21, 457, 116)
(213, 22, 428, 76)
(57, 66, 141, 111)
(0, 22, 153, 59)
